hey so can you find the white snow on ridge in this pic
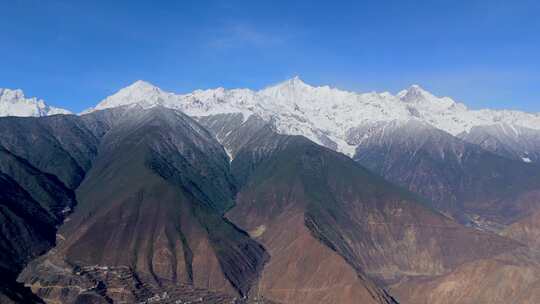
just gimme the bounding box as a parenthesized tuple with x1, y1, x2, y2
(0, 88, 71, 117)
(88, 77, 540, 156)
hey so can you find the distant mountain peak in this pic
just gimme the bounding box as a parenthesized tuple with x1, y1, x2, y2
(93, 80, 167, 111)
(409, 84, 426, 91)
(397, 84, 462, 115)
(0, 88, 70, 117)
(286, 75, 308, 86)
(117, 80, 162, 97)
(265, 76, 313, 91)
(127, 80, 160, 91)
(398, 84, 436, 102)
(258, 76, 330, 104)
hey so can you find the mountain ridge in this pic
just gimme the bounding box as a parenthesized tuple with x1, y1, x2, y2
(84, 78, 540, 158)
(4, 79, 540, 159)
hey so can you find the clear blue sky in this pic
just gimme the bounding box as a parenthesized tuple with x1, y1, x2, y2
(1, 0, 539, 112)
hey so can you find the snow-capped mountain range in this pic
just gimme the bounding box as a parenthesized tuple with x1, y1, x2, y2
(88, 77, 540, 157)
(0, 88, 71, 117)
(3, 77, 540, 160)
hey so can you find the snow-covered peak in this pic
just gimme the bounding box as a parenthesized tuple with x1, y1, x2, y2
(259, 76, 318, 101)
(0, 88, 71, 117)
(127, 80, 162, 95)
(398, 84, 434, 102)
(271, 76, 312, 90)
(93, 80, 168, 111)
(116, 80, 158, 92)
(398, 84, 458, 108)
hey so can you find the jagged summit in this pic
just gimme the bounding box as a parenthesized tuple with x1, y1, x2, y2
(398, 84, 433, 101)
(0, 88, 70, 117)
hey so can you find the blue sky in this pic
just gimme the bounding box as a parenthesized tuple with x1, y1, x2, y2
(1, 0, 539, 112)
